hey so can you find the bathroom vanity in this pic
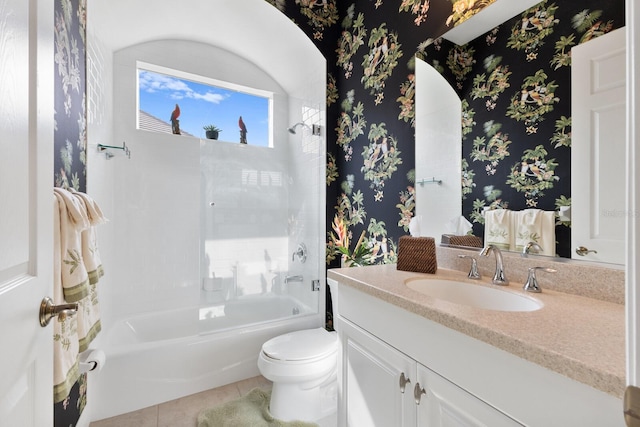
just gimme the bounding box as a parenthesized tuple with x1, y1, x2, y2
(328, 250, 625, 426)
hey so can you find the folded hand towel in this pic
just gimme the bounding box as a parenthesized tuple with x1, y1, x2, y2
(514, 209, 556, 256)
(539, 211, 556, 256)
(484, 209, 512, 251)
(515, 209, 542, 253)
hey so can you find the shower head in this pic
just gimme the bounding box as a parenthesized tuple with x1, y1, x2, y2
(287, 122, 306, 134)
(287, 122, 321, 136)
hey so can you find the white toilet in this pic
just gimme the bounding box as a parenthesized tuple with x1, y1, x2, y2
(258, 327, 338, 422)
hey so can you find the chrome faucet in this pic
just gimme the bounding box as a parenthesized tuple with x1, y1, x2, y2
(479, 244, 509, 286)
(523, 266, 557, 293)
(458, 255, 480, 279)
(521, 241, 543, 257)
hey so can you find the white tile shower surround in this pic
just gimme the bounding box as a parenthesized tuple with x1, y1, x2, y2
(90, 375, 337, 427)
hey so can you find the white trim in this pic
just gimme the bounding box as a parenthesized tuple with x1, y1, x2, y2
(626, 0, 639, 387)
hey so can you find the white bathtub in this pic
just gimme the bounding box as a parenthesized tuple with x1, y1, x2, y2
(91, 294, 320, 420)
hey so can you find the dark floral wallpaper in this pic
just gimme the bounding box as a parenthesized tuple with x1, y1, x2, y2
(54, 0, 87, 425)
(54, 0, 87, 192)
(267, 0, 624, 263)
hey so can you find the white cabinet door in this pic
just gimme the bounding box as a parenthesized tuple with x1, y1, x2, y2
(415, 364, 522, 427)
(571, 27, 626, 265)
(0, 0, 55, 425)
(339, 318, 417, 427)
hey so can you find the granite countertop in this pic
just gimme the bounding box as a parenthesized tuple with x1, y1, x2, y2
(327, 264, 626, 398)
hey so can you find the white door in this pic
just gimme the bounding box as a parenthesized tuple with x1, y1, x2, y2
(0, 0, 54, 425)
(571, 27, 626, 264)
(338, 318, 417, 427)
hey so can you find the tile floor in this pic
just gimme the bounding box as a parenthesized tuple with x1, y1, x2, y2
(89, 376, 273, 427)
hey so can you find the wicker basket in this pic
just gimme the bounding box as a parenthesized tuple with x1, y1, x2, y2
(396, 236, 437, 274)
(445, 234, 483, 248)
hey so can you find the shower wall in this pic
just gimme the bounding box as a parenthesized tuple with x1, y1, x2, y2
(286, 97, 326, 308)
(85, 2, 326, 421)
(87, 36, 325, 326)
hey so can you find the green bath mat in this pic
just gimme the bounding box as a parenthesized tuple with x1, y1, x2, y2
(197, 387, 319, 427)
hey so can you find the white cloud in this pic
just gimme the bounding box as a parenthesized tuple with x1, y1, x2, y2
(139, 70, 226, 105)
(189, 91, 226, 104)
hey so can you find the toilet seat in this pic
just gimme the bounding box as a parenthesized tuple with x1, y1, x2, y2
(261, 328, 337, 362)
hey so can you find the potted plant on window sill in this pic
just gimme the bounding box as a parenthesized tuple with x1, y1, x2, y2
(203, 125, 222, 140)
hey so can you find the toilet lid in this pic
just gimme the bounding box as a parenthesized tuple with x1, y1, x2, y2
(262, 328, 337, 361)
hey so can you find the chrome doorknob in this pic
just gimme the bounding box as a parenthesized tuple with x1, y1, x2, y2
(39, 297, 78, 327)
(575, 246, 598, 256)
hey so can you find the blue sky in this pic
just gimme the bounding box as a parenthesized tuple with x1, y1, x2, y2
(138, 69, 270, 146)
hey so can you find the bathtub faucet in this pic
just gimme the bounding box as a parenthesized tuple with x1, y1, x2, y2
(284, 275, 303, 284)
(292, 243, 307, 263)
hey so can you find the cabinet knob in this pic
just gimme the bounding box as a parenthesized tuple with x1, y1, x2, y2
(414, 382, 426, 405)
(399, 372, 411, 393)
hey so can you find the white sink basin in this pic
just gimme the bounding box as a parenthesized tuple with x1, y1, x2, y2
(405, 278, 542, 312)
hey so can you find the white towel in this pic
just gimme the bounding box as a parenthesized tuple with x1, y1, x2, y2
(53, 193, 80, 403)
(515, 209, 542, 252)
(69, 190, 106, 351)
(514, 209, 556, 256)
(53, 188, 90, 303)
(539, 211, 556, 256)
(53, 188, 106, 401)
(484, 209, 512, 250)
(70, 190, 107, 284)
